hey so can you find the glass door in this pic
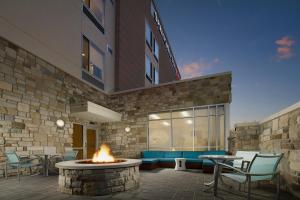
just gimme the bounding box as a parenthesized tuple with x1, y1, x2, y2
(73, 124, 83, 159)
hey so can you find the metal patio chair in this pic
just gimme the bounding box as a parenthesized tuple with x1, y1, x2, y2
(63, 150, 79, 161)
(215, 153, 283, 200)
(5, 151, 42, 182)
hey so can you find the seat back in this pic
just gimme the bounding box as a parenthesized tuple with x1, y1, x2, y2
(5, 152, 20, 164)
(44, 146, 57, 155)
(249, 153, 283, 180)
(64, 150, 79, 161)
(233, 151, 259, 168)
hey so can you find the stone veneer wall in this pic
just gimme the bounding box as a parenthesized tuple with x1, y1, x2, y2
(0, 36, 232, 177)
(100, 74, 231, 158)
(229, 108, 300, 198)
(0, 37, 108, 177)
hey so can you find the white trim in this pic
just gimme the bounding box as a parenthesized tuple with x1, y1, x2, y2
(260, 101, 300, 124)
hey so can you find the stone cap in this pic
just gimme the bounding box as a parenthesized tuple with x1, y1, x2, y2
(55, 158, 142, 170)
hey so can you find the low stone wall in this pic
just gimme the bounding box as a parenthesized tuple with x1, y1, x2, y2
(229, 106, 300, 198)
(58, 166, 139, 195)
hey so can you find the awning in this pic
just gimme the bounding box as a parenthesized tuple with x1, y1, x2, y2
(70, 101, 121, 122)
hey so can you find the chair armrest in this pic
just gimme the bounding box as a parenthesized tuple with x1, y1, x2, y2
(244, 172, 279, 176)
(217, 163, 246, 175)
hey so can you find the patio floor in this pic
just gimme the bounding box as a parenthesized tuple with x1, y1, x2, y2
(0, 168, 297, 200)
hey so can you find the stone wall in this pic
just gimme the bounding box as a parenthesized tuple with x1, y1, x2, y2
(229, 106, 300, 198)
(101, 74, 231, 158)
(228, 122, 260, 154)
(0, 37, 108, 177)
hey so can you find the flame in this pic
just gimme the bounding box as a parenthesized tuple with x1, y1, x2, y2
(92, 144, 115, 163)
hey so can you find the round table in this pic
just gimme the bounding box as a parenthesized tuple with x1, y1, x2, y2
(199, 155, 243, 194)
(175, 158, 186, 171)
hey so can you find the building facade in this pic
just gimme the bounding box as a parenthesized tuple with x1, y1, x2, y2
(115, 0, 180, 91)
(0, 0, 180, 93)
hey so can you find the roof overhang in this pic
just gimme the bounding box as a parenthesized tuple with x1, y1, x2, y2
(70, 101, 121, 122)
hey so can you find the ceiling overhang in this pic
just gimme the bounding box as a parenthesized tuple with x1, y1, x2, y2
(70, 101, 121, 122)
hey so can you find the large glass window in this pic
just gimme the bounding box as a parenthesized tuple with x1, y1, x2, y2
(148, 105, 227, 151)
(82, 36, 104, 81)
(83, 0, 105, 25)
(153, 67, 159, 84)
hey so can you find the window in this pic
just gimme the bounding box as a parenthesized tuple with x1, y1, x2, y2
(145, 21, 152, 48)
(83, 0, 105, 25)
(148, 105, 227, 151)
(153, 66, 159, 84)
(145, 55, 152, 80)
(153, 38, 159, 60)
(82, 36, 104, 81)
(82, 36, 90, 71)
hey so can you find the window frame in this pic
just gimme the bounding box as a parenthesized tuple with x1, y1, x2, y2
(81, 35, 105, 82)
(82, 0, 105, 33)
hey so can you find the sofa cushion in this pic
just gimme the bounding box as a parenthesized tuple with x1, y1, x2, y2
(202, 159, 215, 166)
(186, 158, 202, 163)
(182, 151, 204, 159)
(163, 151, 182, 158)
(143, 151, 165, 158)
(142, 158, 159, 164)
(159, 158, 175, 163)
(202, 150, 226, 155)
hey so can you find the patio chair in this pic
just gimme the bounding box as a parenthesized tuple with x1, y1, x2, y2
(5, 151, 42, 182)
(215, 153, 283, 200)
(63, 150, 78, 161)
(233, 151, 260, 171)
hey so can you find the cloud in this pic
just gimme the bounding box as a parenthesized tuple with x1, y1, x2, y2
(179, 58, 220, 79)
(275, 36, 295, 60)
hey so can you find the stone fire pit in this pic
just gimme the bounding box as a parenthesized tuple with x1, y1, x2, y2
(55, 159, 142, 196)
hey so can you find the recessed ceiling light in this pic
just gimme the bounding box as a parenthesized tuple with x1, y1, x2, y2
(149, 114, 160, 120)
(181, 111, 190, 117)
(186, 119, 193, 124)
(162, 121, 170, 126)
(81, 53, 85, 56)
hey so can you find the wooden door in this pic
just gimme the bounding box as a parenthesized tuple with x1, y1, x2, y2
(73, 124, 83, 159)
(86, 129, 96, 159)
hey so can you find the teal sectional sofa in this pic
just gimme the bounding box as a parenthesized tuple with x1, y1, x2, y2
(140, 150, 227, 173)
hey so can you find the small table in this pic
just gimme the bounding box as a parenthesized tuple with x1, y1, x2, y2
(175, 158, 186, 171)
(199, 155, 243, 195)
(35, 154, 59, 176)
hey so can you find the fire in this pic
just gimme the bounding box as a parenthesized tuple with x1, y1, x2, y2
(92, 144, 115, 163)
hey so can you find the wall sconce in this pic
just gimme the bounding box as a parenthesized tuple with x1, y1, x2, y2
(125, 126, 131, 133)
(56, 119, 65, 128)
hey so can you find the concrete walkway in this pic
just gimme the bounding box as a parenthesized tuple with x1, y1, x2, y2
(0, 168, 297, 200)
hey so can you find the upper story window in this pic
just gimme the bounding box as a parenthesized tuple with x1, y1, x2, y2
(153, 38, 159, 60)
(145, 21, 152, 48)
(83, 0, 105, 33)
(153, 66, 159, 84)
(145, 55, 152, 81)
(82, 36, 104, 81)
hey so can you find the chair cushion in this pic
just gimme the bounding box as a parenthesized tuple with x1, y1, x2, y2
(159, 158, 175, 163)
(222, 173, 246, 183)
(163, 151, 182, 158)
(142, 158, 159, 164)
(186, 158, 202, 163)
(143, 151, 165, 158)
(182, 151, 204, 159)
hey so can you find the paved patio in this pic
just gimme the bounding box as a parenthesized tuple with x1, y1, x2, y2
(0, 168, 297, 200)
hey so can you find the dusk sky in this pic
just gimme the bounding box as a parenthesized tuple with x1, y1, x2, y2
(155, 0, 300, 127)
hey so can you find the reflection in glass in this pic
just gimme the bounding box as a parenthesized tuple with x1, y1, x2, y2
(172, 118, 193, 150)
(149, 120, 171, 150)
(172, 109, 193, 118)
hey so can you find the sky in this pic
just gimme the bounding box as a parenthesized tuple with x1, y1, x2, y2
(155, 0, 300, 127)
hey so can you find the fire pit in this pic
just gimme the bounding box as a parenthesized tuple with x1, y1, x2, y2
(55, 145, 142, 196)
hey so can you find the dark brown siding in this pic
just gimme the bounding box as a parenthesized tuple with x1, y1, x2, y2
(115, 0, 178, 91)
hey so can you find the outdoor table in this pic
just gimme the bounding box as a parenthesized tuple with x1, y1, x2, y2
(35, 154, 60, 176)
(199, 155, 243, 194)
(175, 158, 186, 170)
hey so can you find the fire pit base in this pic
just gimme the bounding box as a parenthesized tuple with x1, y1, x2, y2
(56, 159, 141, 196)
